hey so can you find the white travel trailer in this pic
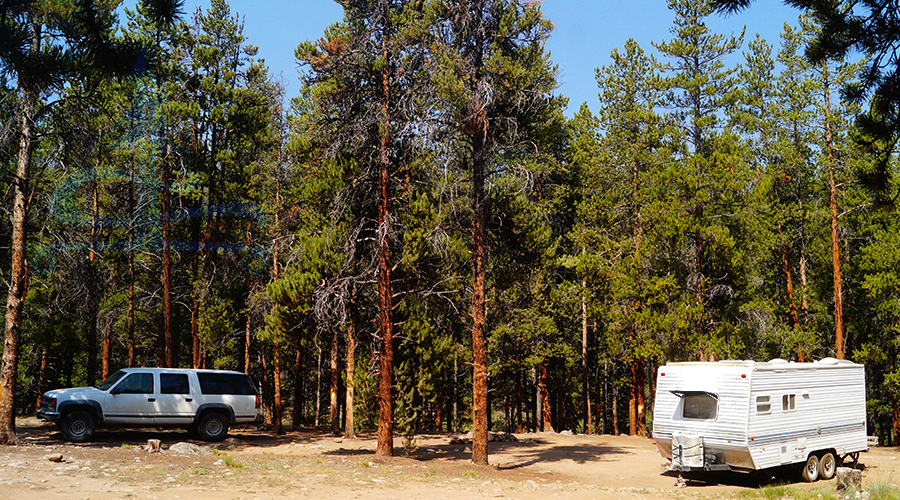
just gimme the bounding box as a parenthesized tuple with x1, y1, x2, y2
(652, 358, 867, 482)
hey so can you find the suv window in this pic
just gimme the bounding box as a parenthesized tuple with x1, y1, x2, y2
(197, 373, 255, 395)
(160, 373, 190, 394)
(96, 370, 127, 391)
(114, 373, 154, 394)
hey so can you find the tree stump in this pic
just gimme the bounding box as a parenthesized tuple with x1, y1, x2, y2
(145, 439, 161, 453)
(835, 467, 862, 492)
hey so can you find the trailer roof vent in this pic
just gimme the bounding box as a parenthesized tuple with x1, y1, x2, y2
(768, 358, 789, 364)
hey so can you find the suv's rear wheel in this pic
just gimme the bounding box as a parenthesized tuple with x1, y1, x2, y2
(61, 410, 96, 442)
(197, 412, 229, 442)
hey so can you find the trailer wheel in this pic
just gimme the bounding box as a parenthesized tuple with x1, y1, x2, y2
(818, 452, 836, 480)
(800, 454, 819, 482)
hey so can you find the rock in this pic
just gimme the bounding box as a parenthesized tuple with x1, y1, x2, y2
(213, 459, 225, 466)
(169, 442, 211, 455)
(44, 454, 64, 463)
(560, 430, 573, 437)
(163, 477, 176, 483)
(492, 432, 518, 443)
(836, 467, 862, 492)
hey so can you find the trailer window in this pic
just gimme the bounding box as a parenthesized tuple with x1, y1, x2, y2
(782, 394, 796, 412)
(682, 392, 718, 420)
(756, 395, 771, 413)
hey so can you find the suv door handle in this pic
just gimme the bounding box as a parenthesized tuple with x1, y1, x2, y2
(147, 398, 156, 402)
(185, 398, 193, 402)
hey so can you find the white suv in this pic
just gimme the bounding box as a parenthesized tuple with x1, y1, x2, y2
(37, 368, 259, 442)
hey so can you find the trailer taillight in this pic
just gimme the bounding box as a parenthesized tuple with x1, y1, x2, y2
(660, 373, 665, 377)
(741, 374, 746, 378)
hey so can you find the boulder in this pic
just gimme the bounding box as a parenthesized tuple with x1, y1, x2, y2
(169, 442, 211, 455)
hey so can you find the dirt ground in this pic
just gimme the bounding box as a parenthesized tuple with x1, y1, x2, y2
(1, 417, 897, 500)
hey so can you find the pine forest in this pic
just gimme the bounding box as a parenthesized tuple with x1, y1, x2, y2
(2, 0, 900, 461)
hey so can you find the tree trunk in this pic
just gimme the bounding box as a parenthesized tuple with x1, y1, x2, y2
(611, 382, 619, 436)
(34, 346, 47, 413)
(0, 20, 39, 443)
(127, 211, 136, 367)
(293, 349, 302, 427)
(244, 312, 252, 375)
(344, 300, 356, 438)
(581, 276, 591, 434)
(375, 20, 395, 457)
(435, 382, 443, 431)
(273, 342, 283, 434)
(636, 359, 646, 435)
(191, 256, 201, 368)
(330, 328, 340, 434)
(161, 141, 174, 367)
(471, 134, 490, 464)
(89, 144, 102, 385)
(452, 351, 458, 433)
(515, 370, 523, 433)
(86, 300, 99, 385)
(315, 345, 322, 427)
(101, 324, 110, 381)
(823, 74, 844, 359)
(260, 350, 272, 426)
(540, 364, 553, 433)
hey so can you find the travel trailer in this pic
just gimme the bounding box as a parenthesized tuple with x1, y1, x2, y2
(652, 358, 867, 481)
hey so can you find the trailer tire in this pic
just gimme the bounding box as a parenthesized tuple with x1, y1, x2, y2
(818, 452, 836, 480)
(800, 454, 819, 482)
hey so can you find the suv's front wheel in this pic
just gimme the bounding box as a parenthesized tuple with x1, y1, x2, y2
(197, 412, 229, 442)
(61, 410, 96, 442)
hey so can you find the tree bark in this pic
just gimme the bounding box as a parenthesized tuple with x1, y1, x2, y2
(824, 83, 844, 359)
(34, 346, 47, 413)
(293, 349, 302, 427)
(344, 297, 356, 438)
(89, 144, 102, 385)
(471, 130, 490, 464)
(315, 345, 322, 427)
(540, 364, 553, 433)
(260, 350, 272, 425)
(101, 324, 110, 381)
(161, 145, 174, 368)
(581, 275, 591, 434)
(330, 328, 340, 434)
(374, 13, 395, 456)
(273, 342, 283, 434)
(243, 310, 252, 374)
(0, 19, 39, 444)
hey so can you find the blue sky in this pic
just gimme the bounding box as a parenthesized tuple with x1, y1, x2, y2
(138, 0, 802, 116)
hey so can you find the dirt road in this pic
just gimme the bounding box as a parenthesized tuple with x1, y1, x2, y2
(1, 418, 896, 499)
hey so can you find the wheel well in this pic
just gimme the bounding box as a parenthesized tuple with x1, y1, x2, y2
(60, 405, 98, 421)
(816, 449, 837, 458)
(195, 406, 234, 424)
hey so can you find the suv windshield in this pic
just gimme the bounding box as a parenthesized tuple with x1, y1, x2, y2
(96, 370, 127, 391)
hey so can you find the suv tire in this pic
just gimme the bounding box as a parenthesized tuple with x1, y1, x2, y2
(62, 410, 96, 442)
(197, 412, 229, 442)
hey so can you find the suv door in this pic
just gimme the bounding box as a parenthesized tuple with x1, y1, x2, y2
(155, 373, 196, 425)
(104, 372, 157, 424)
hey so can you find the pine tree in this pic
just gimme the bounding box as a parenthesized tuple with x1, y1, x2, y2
(653, 0, 748, 362)
(0, 0, 153, 445)
(428, 0, 564, 463)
